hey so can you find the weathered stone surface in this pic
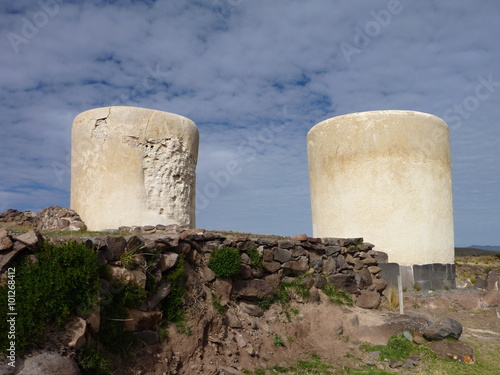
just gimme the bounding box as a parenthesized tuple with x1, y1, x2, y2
(213, 278, 233, 305)
(412, 331, 426, 344)
(147, 281, 172, 310)
(423, 318, 462, 340)
(159, 252, 179, 272)
(290, 246, 306, 257)
(108, 266, 146, 288)
(335, 255, 350, 271)
(389, 360, 404, 368)
(370, 250, 389, 263)
(13, 229, 43, 246)
(357, 242, 374, 251)
(353, 258, 364, 270)
(322, 258, 336, 274)
(125, 309, 162, 331)
(356, 268, 373, 289)
(282, 258, 309, 275)
(485, 270, 500, 291)
(481, 291, 500, 307)
(325, 246, 341, 256)
(64, 317, 86, 349)
(233, 274, 279, 300)
(19, 352, 82, 375)
(240, 264, 253, 279)
(308, 252, 323, 271)
(225, 311, 242, 328)
(0, 228, 12, 251)
(272, 247, 291, 263)
(34, 206, 86, 231)
(263, 249, 274, 262)
(368, 266, 382, 274)
(263, 261, 281, 273)
(277, 240, 297, 249)
(326, 274, 358, 293)
(104, 236, 127, 261)
(372, 278, 387, 293)
(239, 301, 264, 317)
(201, 266, 216, 282)
(308, 111, 454, 266)
(0, 208, 37, 226)
(356, 290, 381, 309)
(71, 107, 199, 231)
(291, 234, 308, 241)
(362, 256, 378, 266)
(427, 340, 474, 363)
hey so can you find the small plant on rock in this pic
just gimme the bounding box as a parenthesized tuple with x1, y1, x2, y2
(119, 247, 142, 270)
(208, 246, 241, 277)
(322, 283, 354, 306)
(247, 247, 263, 269)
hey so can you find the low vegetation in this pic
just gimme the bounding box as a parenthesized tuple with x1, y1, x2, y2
(208, 246, 242, 277)
(0, 241, 100, 354)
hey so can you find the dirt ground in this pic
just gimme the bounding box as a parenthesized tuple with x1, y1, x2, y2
(114, 280, 499, 375)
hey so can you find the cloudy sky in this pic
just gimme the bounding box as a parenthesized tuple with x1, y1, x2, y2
(0, 0, 499, 246)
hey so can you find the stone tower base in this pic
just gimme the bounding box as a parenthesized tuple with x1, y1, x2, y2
(379, 262, 456, 291)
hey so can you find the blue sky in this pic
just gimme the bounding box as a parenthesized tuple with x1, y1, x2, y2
(0, 0, 499, 246)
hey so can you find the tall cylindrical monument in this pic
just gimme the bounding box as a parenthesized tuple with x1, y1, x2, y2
(307, 110, 454, 271)
(71, 106, 199, 231)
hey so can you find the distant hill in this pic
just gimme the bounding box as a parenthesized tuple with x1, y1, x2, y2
(455, 246, 500, 257)
(469, 245, 500, 251)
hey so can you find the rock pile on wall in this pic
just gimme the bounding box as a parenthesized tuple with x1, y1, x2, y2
(0, 206, 86, 232)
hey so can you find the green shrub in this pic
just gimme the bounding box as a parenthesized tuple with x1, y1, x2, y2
(208, 246, 241, 278)
(363, 334, 423, 361)
(0, 241, 99, 354)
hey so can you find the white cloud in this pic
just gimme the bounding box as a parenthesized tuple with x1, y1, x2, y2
(0, 0, 499, 245)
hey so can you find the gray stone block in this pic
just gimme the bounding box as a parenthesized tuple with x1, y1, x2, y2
(400, 265, 414, 290)
(378, 263, 400, 289)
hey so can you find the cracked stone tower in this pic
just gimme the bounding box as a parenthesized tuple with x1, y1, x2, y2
(71, 106, 199, 231)
(307, 110, 455, 289)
